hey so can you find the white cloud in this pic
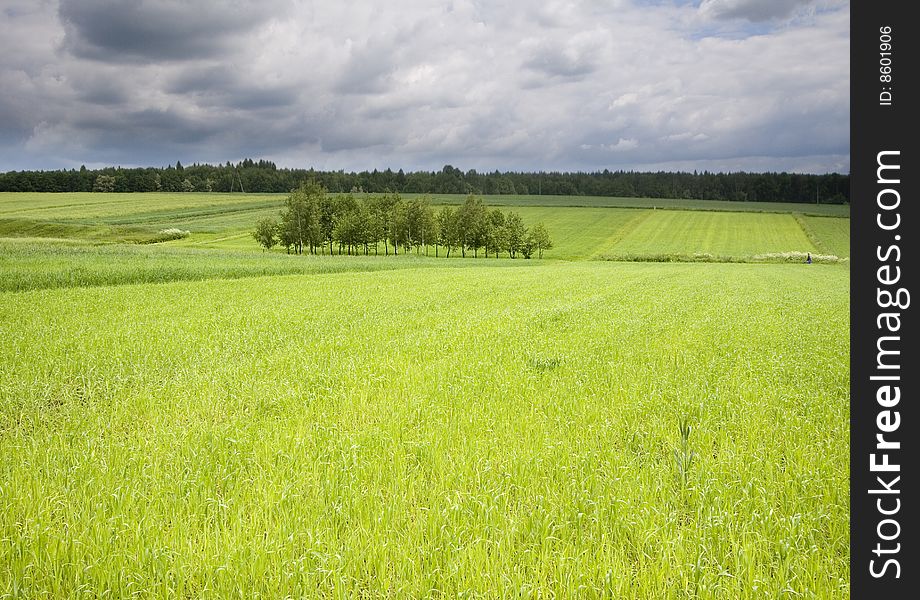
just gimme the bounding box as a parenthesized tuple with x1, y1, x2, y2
(600, 138, 639, 152)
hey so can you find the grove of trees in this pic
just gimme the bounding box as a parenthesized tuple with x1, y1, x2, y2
(0, 159, 849, 204)
(254, 182, 554, 259)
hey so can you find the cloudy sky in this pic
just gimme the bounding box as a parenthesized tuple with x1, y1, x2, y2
(0, 0, 849, 173)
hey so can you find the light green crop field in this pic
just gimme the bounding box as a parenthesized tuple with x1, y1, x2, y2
(0, 192, 283, 223)
(163, 206, 648, 259)
(0, 192, 850, 597)
(0, 239, 538, 293)
(423, 194, 849, 217)
(172, 206, 850, 263)
(1, 262, 848, 598)
(474, 207, 644, 260)
(797, 215, 851, 258)
(0, 192, 848, 230)
(0, 192, 851, 262)
(603, 210, 831, 262)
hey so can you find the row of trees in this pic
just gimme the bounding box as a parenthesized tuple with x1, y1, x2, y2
(0, 160, 849, 204)
(254, 183, 554, 259)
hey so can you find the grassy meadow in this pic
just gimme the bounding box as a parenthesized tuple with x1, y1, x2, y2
(602, 211, 821, 262)
(0, 192, 849, 597)
(796, 215, 851, 259)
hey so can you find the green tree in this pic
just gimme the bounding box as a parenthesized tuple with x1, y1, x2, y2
(435, 206, 455, 257)
(252, 218, 279, 251)
(418, 199, 437, 255)
(332, 196, 369, 255)
(332, 193, 359, 254)
(279, 180, 323, 254)
(521, 231, 535, 259)
(456, 194, 487, 258)
(373, 192, 402, 255)
(92, 175, 116, 192)
(529, 222, 553, 258)
(319, 193, 339, 255)
(504, 211, 526, 258)
(383, 192, 406, 254)
(486, 209, 507, 258)
(404, 195, 435, 254)
(365, 195, 388, 255)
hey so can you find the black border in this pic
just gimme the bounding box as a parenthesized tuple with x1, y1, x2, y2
(851, 1, 916, 596)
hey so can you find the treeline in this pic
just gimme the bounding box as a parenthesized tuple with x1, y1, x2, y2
(0, 160, 849, 204)
(256, 182, 553, 259)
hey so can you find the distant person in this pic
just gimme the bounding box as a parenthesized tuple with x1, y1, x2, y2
(805, 253, 812, 264)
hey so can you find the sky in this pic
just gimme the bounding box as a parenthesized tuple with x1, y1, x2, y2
(0, 0, 849, 174)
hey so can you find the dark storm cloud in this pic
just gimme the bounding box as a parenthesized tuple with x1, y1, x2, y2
(522, 45, 598, 79)
(165, 65, 236, 94)
(0, 0, 850, 173)
(69, 71, 132, 105)
(64, 108, 223, 150)
(76, 85, 130, 106)
(334, 38, 400, 95)
(59, 102, 312, 167)
(698, 0, 816, 22)
(223, 87, 301, 110)
(165, 66, 301, 110)
(58, 0, 290, 62)
(124, 109, 224, 142)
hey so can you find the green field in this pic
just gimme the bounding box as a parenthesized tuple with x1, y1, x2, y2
(420, 194, 848, 217)
(0, 192, 851, 222)
(0, 192, 849, 262)
(797, 215, 851, 258)
(603, 211, 823, 261)
(0, 239, 536, 293)
(0, 192, 849, 597)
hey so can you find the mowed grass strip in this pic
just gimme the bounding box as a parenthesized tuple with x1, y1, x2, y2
(797, 216, 850, 258)
(605, 210, 819, 260)
(0, 262, 849, 597)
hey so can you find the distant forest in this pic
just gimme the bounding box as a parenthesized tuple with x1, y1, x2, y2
(0, 159, 849, 204)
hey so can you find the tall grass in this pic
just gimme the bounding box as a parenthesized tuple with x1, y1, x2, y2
(0, 262, 849, 597)
(0, 239, 538, 293)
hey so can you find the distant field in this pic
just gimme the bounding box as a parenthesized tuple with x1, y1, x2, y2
(0, 261, 849, 597)
(163, 206, 647, 259)
(0, 193, 849, 263)
(498, 207, 642, 259)
(0, 191, 849, 222)
(0, 217, 156, 243)
(602, 211, 824, 261)
(424, 193, 849, 217)
(798, 215, 850, 258)
(0, 192, 282, 223)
